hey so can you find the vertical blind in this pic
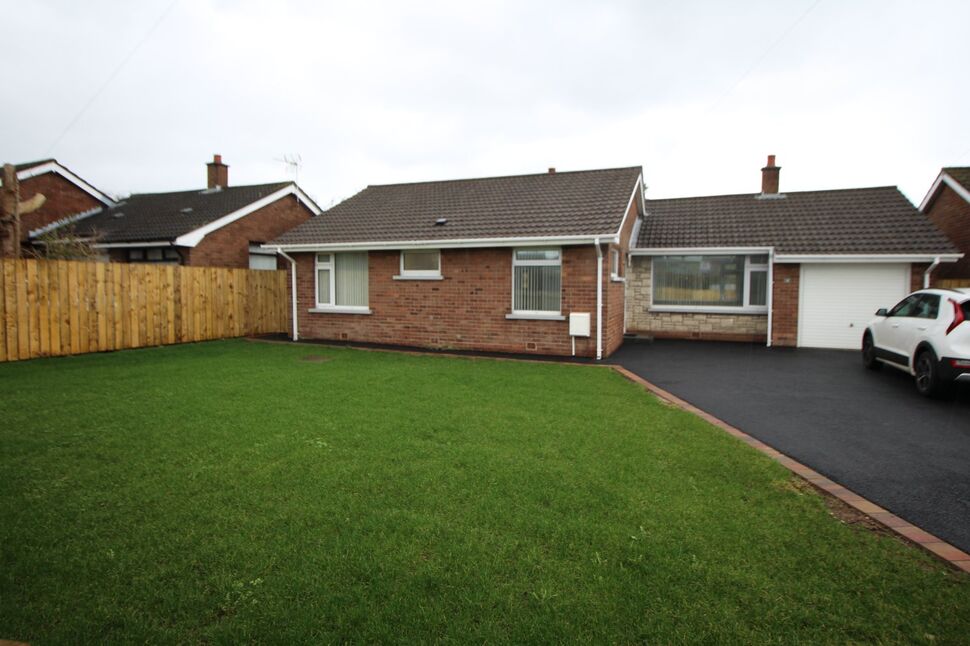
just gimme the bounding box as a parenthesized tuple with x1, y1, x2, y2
(335, 252, 369, 307)
(653, 255, 743, 306)
(513, 249, 561, 313)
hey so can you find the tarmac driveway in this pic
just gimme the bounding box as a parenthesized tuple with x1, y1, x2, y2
(609, 340, 970, 553)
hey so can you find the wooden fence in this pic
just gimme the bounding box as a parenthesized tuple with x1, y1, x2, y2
(0, 259, 288, 363)
(936, 279, 970, 289)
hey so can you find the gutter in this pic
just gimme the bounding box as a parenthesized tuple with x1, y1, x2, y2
(923, 256, 941, 289)
(766, 247, 775, 347)
(595, 237, 603, 361)
(276, 248, 299, 341)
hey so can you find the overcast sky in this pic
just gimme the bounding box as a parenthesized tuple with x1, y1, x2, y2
(3, 0, 969, 207)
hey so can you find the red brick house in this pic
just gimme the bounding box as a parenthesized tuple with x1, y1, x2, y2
(627, 156, 961, 349)
(35, 155, 321, 269)
(267, 167, 645, 359)
(10, 159, 115, 246)
(919, 167, 970, 280)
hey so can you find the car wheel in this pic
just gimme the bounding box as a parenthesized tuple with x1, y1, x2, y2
(914, 349, 945, 398)
(862, 333, 880, 371)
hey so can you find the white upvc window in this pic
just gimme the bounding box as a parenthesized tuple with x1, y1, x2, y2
(651, 254, 769, 312)
(511, 248, 561, 315)
(314, 252, 369, 312)
(610, 248, 621, 279)
(397, 249, 441, 279)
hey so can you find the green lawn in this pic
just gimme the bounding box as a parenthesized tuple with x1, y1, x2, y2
(1, 340, 967, 643)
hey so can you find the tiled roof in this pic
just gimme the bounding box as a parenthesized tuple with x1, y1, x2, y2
(13, 159, 56, 172)
(271, 167, 642, 246)
(637, 186, 958, 255)
(943, 167, 970, 194)
(59, 182, 292, 243)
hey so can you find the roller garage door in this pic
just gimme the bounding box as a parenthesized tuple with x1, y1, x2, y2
(797, 263, 910, 349)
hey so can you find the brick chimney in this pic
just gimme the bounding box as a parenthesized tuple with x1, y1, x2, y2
(206, 154, 229, 189)
(548, 167, 556, 174)
(761, 155, 780, 194)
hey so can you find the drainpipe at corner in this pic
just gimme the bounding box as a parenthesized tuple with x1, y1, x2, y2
(923, 256, 941, 289)
(276, 248, 299, 341)
(594, 237, 603, 361)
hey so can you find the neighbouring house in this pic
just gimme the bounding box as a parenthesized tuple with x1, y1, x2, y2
(33, 155, 321, 269)
(267, 167, 645, 358)
(919, 167, 970, 279)
(5, 158, 114, 247)
(627, 156, 961, 350)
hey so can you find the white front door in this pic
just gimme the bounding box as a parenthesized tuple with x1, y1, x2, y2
(797, 263, 910, 350)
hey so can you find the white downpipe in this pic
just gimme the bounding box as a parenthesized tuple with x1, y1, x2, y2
(277, 248, 299, 341)
(923, 256, 941, 289)
(766, 248, 775, 347)
(595, 237, 603, 361)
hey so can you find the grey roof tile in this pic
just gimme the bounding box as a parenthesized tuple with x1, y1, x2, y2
(64, 182, 291, 243)
(271, 167, 642, 246)
(637, 186, 957, 255)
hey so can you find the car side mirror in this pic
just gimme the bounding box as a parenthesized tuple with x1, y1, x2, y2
(876, 308, 888, 317)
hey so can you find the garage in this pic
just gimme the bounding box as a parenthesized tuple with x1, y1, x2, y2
(797, 263, 910, 349)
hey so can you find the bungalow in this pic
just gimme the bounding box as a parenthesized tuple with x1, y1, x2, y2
(627, 156, 961, 350)
(34, 155, 321, 269)
(919, 167, 970, 280)
(267, 167, 645, 359)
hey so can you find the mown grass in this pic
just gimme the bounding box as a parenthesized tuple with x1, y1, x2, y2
(0, 339, 967, 643)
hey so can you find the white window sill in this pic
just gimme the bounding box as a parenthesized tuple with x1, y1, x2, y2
(308, 306, 373, 315)
(649, 305, 768, 315)
(611, 275, 626, 283)
(505, 313, 567, 321)
(393, 274, 443, 281)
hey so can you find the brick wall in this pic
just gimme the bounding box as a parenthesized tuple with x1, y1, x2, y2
(605, 186, 641, 355)
(183, 195, 313, 269)
(626, 256, 769, 342)
(924, 184, 970, 279)
(770, 263, 799, 346)
(292, 245, 610, 357)
(19, 172, 104, 241)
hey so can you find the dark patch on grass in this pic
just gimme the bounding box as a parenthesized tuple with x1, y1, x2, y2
(300, 354, 331, 363)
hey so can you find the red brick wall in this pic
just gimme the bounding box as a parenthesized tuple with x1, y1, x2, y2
(184, 195, 313, 268)
(770, 263, 799, 347)
(292, 245, 608, 357)
(604, 185, 641, 355)
(924, 184, 970, 279)
(19, 172, 104, 241)
(911, 263, 929, 292)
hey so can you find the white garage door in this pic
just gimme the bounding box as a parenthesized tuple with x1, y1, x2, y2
(798, 263, 910, 349)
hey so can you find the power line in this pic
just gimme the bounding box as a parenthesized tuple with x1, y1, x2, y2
(46, 0, 179, 154)
(705, 0, 824, 115)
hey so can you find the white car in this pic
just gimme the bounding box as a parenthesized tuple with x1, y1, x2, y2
(862, 288, 970, 397)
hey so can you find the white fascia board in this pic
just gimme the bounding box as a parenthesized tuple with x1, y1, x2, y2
(174, 184, 319, 248)
(919, 172, 970, 211)
(630, 246, 774, 256)
(16, 161, 115, 206)
(92, 241, 173, 249)
(27, 205, 104, 238)
(774, 253, 963, 263)
(612, 174, 643, 243)
(262, 234, 615, 253)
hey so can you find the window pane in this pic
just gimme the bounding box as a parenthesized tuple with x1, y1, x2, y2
(611, 249, 620, 275)
(749, 254, 769, 265)
(749, 270, 767, 306)
(317, 268, 330, 305)
(250, 253, 277, 271)
(335, 252, 368, 307)
(915, 295, 939, 319)
(403, 250, 439, 272)
(515, 249, 560, 262)
(316, 253, 331, 265)
(653, 256, 743, 306)
(513, 265, 561, 312)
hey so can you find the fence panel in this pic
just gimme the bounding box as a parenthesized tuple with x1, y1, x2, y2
(0, 259, 288, 363)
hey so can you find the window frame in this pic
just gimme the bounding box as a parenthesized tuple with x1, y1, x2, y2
(650, 254, 770, 314)
(312, 252, 371, 314)
(610, 248, 624, 281)
(396, 249, 442, 280)
(510, 247, 563, 318)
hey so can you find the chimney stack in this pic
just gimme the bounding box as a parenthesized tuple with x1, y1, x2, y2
(548, 167, 556, 174)
(761, 154, 780, 194)
(207, 154, 229, 189)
